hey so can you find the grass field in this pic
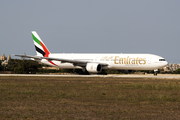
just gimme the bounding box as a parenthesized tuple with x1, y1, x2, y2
(1, 76, 180, 119)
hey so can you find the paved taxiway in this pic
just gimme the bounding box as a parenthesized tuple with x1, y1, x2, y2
(1, 74, 180, 79)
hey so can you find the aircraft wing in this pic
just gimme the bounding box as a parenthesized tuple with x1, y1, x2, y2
(14, 54, 108, 67)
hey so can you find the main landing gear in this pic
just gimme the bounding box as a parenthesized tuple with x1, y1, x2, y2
(80, 68, 90, 75)
(154, 69, 158, 76)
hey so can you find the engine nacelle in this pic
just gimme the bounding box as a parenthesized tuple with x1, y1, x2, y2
(86, 63, 102, 73)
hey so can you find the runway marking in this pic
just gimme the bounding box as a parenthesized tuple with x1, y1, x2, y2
(1, 74, 180, 79)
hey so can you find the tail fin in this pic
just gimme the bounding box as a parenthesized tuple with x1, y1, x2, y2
(31, 31, 50, 57)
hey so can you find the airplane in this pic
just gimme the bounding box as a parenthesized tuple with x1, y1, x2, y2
(15, 31, 168, 75)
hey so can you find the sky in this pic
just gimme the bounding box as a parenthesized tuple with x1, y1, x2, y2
(0, 1, 180, 63)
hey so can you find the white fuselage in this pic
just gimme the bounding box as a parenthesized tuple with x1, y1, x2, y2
(40, 53, 168, 70)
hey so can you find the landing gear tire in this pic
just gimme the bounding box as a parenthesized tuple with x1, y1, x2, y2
(154, 69, 158, 76)
(154, 72, 157, 76)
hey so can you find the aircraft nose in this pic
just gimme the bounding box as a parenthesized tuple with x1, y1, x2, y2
(165, 61, 168, 65)
(162, 61, 168, 67)
(159, 61, 168, 68)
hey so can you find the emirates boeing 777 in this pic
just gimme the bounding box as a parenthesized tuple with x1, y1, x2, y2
(15, 31, 168, 75)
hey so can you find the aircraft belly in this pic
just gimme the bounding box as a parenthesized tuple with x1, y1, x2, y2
(109, 64, 160, 70)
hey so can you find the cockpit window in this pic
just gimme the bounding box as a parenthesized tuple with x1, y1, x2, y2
(159, 59, 165, 61)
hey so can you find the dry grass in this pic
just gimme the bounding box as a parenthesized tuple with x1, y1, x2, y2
(1, 76, 180, 119)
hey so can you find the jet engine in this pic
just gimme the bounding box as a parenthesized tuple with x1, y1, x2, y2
(86, 63, 102, 73)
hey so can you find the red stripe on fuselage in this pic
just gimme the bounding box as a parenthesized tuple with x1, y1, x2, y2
(49, 61, 58, 66)
(40, 41, 58, 66)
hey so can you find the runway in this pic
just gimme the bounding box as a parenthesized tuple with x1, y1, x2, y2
(1, 74, 180, 79)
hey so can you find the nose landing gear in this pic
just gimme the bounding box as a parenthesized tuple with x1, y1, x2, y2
(154, 69, 158, 76)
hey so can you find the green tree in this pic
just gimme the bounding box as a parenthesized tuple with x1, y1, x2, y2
(174, 68, 180, 74)
(7, 59, 39, 74)
(0, 61, 3, 71)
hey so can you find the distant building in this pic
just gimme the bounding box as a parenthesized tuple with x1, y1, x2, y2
(161, 64, 180, 72)
(1, 54, 11, 66)
(8, 55, 11, 61)
(1, 54, 7, 61)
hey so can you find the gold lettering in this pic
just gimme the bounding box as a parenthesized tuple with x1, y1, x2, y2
(91, 65, 93, 70)
(131, 58, 135, 64)
(143, 58, 146, 64)
(129, 58, 132, 64)
(114, 56, 119, 64)
(119, 58, 123, 64)
(127, 56, 129, 64)
(114, 56, 147, 65)
(136, 57, 139, 64)
(139, 58, 143, 64)
(123, 58, 126, 64)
